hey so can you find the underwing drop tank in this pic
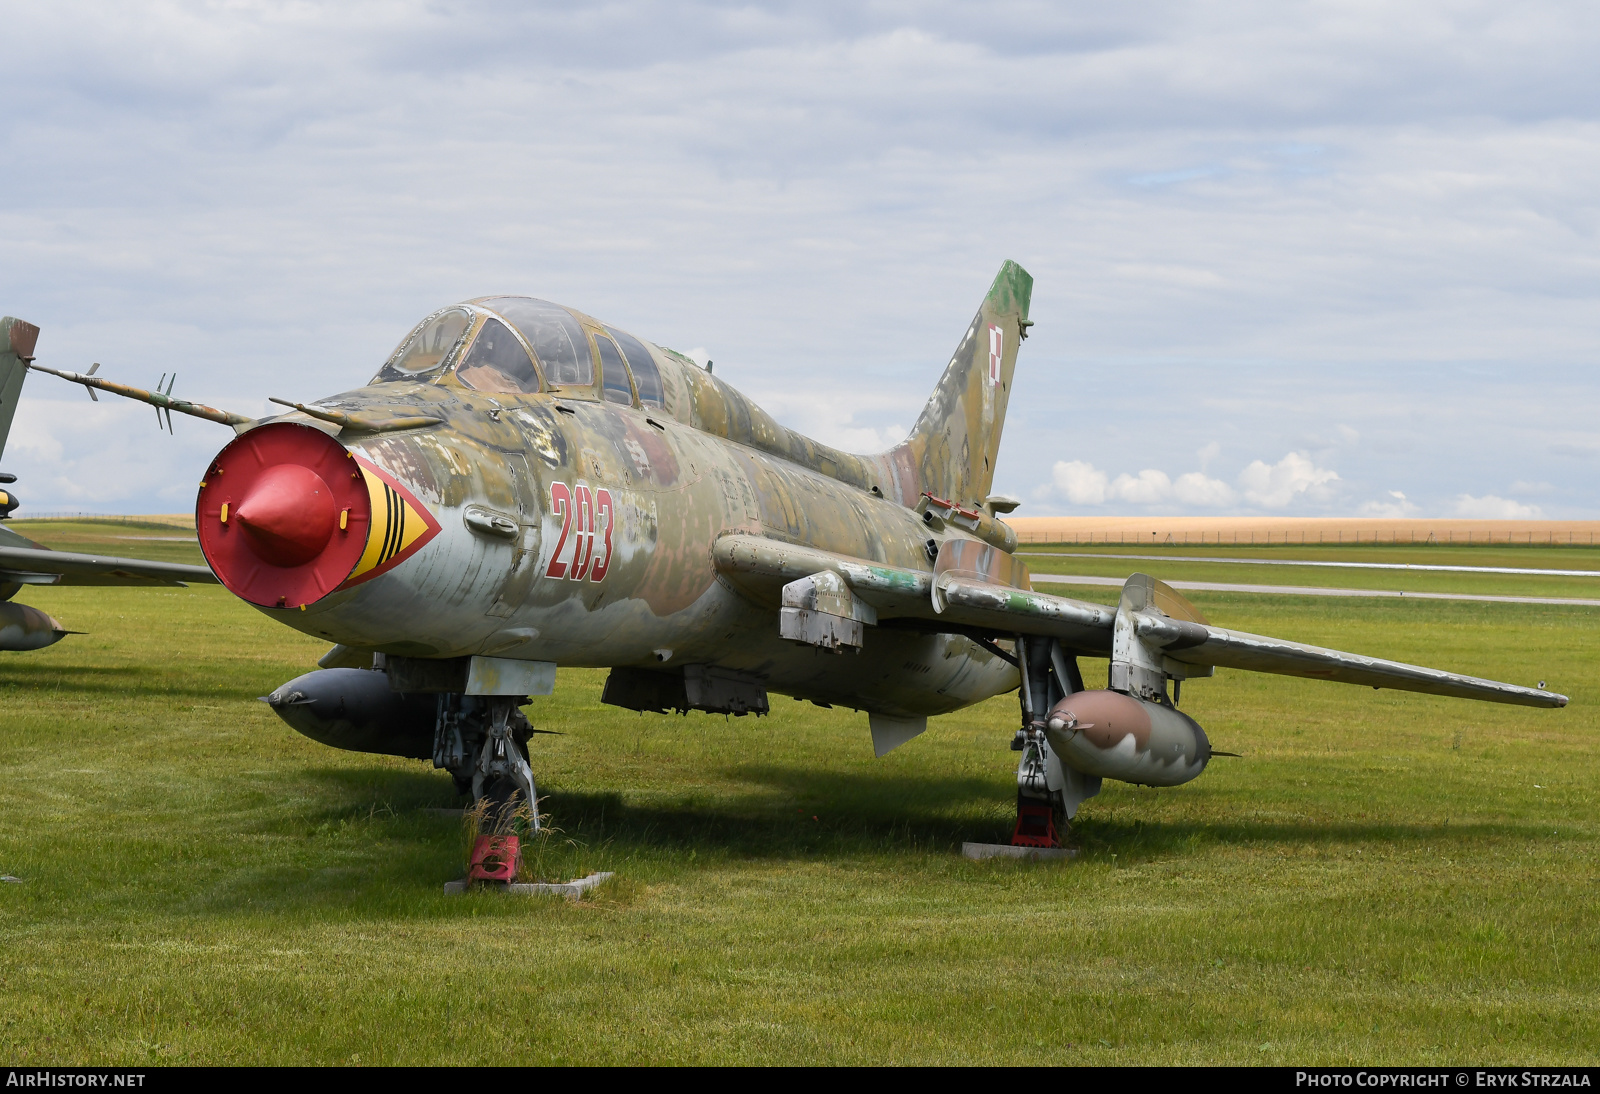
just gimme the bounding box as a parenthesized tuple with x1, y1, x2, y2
(1045, 689, 1211, 788)
(263, 667, 436, 759)
(0, 600, 69, 652)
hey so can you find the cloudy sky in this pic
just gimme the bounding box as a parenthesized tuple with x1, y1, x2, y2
(2, 1, 1598, 517)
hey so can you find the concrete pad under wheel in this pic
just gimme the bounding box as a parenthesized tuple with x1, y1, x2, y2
(962, 842, 1077, 862)
(444, 871, 615, 898)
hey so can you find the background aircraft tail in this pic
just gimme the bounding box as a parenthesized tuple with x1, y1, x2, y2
(0, 317, 40, 466)
(880, 261, 1032, 510)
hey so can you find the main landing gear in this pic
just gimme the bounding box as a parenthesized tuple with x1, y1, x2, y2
(1007, 635, 1097, 848)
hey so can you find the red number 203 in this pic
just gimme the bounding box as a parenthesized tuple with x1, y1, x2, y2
(544, 482, 613, 582)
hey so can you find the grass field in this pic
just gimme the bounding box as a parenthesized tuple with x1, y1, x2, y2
(1, 523, 1596, 1065)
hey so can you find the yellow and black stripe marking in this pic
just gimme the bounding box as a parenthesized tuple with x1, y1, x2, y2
(375, 481, 407, 567)
(341, 458, 440, 588)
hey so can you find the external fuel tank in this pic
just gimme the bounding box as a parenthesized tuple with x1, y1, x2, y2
(1045, 689, 1211, 788)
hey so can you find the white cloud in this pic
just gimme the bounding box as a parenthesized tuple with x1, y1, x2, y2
(1048, 460, 1109, 506)
(823, 424, 907, 451)
(741, 385, 912, 453)
(1108, 468, 1172, 505)
(1358, 490, 1420, 517)
(1041, 461, 1238, 509)
(1452, 494, 1543, 519)
(1173, 471, 1236, 507)
(1238, 452, 1340, 508)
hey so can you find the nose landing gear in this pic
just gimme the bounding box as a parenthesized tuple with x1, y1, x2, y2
(434, 694, 542, 831)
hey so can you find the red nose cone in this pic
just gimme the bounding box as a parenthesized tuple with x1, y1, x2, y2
(198, 422, 375, 609)
(235, 464, 337, 567)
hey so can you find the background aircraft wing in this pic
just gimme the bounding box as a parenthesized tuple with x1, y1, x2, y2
(0, 542, 218, 587)
(712, 534, 1563, 708)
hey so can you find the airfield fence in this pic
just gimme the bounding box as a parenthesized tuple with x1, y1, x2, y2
(1012, 528, 1600, 547)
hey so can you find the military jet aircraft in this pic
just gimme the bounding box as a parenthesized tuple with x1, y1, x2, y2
(0, 316, 218, 651)
(31, 263, 1565, 844)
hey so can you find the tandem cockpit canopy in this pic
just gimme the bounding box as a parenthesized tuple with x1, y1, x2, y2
(370, 297, 663, 408)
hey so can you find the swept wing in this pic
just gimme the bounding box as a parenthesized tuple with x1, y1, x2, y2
(711, 534, 1563, 709)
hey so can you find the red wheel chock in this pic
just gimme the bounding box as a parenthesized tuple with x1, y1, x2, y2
(1011, 802, 1060, 848)
(468, 835, 521, 883)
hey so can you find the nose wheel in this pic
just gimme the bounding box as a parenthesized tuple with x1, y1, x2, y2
(472, 698, 541, 831)
(434, 695, 543, 831)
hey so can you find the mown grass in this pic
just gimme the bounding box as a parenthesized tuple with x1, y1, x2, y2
(0, 536, 1596, 1064)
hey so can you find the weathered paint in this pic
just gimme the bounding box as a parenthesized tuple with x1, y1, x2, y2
(1045, 689, 1211, 788)
(185, 266, 1037, 720)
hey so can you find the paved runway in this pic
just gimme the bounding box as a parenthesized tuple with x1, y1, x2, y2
(1017, 551, 1600, 579)
(1029, 572, 1600, 607)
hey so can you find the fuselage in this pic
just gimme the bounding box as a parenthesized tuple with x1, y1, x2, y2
(207, 298, 1019, 720)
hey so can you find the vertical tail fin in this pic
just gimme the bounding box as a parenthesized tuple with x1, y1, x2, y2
(881, 261, 1032, 509)
(0, 317, 40, 466)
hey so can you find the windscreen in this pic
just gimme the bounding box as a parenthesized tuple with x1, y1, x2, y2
(478, 297, 593, 387)
(373, 308, 472, 383)
(456, 318, 541, 394)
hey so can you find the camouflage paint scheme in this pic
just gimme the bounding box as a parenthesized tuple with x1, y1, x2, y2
(247, 263, 1036, 719)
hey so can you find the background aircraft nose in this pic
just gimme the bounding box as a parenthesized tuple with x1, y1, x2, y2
(234, 464, 338, 567)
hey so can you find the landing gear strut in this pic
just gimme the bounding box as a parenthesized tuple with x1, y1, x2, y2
(1008, 635, 1087, 848)
(434, 694, 542, 831)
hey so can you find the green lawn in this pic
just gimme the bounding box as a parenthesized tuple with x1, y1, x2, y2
(0, 534, 1596, 1064)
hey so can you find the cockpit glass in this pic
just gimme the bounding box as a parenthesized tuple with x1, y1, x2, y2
(456, 318, 541, 394)
(477, 297, 593, 387)
(596, 335, 634, 406)
(607, 327, 663, 407)
(374, 308, 472, 383)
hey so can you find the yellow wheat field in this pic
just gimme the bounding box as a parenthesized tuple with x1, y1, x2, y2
(1007, 516, 1600, 547)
